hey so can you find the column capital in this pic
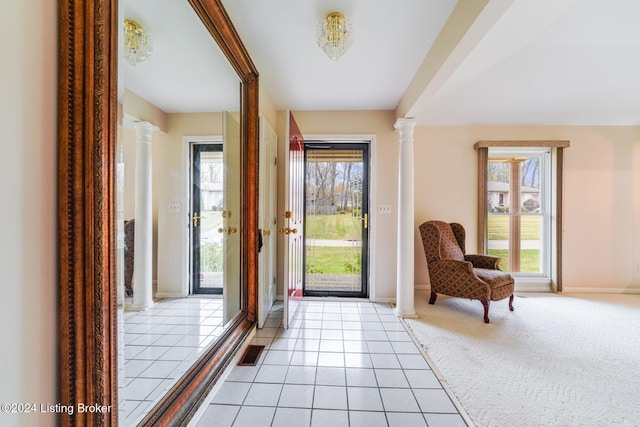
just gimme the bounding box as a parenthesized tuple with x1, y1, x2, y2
(394, 118, 416, 134)
(123, 114, 159, 132)
(128, 121, 159, 147)
(133, 120, 155, 130)
(133, 120, 157, 140)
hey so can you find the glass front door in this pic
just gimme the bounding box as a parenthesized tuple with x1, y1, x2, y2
(191, 143, 224, 294)
(304, 143, 369, 297)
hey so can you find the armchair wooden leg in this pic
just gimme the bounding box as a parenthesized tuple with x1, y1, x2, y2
(481, 300, 490, 323)
(509, 294, 514, 311)
(429, 291, 437, 305)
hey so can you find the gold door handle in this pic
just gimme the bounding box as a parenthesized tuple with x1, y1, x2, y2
(193, 212, 204, 227)
(360, 213, 368, 229)
(218, 226, 238, 234)
(263, 229, 271, 236)
(278, 227, 298, 235)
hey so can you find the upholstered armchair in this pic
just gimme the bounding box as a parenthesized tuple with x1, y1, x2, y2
(419, 220, 514, 323)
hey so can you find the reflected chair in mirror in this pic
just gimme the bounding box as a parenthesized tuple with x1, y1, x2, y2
(124, 219, 135, 297)
(419, 220, 514, 323)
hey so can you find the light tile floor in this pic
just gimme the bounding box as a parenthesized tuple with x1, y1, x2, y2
(197, 300, 468, 427)
(119, 297, 225, 425)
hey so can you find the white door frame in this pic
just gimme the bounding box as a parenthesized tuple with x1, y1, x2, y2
(183, 135, 223, 297)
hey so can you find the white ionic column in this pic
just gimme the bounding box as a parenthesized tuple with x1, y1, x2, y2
(395, 118, 417, 318)
(131, 121, 154, 311)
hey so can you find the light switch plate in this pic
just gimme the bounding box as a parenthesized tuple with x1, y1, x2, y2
(169, 203, 181, 213)
(378, 204, 392, 214)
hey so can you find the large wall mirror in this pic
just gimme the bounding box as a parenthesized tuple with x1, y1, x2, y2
(58, 0, 259, 425)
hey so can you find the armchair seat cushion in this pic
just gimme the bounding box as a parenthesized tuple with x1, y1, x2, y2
(474, 268, 513, 289)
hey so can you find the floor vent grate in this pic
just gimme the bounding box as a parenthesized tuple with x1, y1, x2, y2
(238, 345, 265, 366)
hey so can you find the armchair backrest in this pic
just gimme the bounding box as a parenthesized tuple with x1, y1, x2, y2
(419, 221, 466, 263)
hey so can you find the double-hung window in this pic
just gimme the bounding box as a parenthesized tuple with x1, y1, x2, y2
(475, 141, 569, 291)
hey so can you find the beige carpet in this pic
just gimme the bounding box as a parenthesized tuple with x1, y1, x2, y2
(404, 291, 640, 427)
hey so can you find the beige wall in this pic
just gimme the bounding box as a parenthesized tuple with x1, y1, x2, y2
(275, 110, 400, 301)
(260, 85, 278, 132)
(414, 126, 640, 292)
(0, 1, 58, 426)
(124, 89, 168, 132)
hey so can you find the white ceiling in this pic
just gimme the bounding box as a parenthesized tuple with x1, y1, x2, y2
(222, 0, 457, 111)
(122, 0, 239, 113)
(123, 0, 640, 125)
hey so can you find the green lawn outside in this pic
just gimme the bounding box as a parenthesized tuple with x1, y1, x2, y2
(488, 249, 540, 273)
(488, 214, 541, 240)
(306, 246, 361, 275)
(306, 214, 361, 240)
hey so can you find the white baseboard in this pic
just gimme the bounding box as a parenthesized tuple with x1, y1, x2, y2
(516, 283, 553, 293)
(562, 287, 640, 294)
(155, 292, 186, 299)
(370, 297, 396, 304)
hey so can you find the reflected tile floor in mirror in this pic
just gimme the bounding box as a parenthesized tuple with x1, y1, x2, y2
(196, 300, 468, 427)
(119, 297, 225, 425)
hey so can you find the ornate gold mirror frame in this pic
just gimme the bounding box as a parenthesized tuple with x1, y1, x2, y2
(58, 0, 259, 425)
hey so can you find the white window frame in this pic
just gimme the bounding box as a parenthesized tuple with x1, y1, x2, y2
(488, 147, 551, 278)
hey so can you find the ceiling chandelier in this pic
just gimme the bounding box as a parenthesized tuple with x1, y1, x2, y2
(316, 12, 354, 61)
(123, 19, 153, 65)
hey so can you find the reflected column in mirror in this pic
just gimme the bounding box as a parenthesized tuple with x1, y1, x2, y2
(116, 0, 242, 424)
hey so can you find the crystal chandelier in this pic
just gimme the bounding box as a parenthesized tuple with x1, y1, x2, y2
(316, 12, 353, 61)
(123, 19, 153, 65)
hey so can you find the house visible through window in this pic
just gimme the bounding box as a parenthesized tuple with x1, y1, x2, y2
(487, 148, 550, 275)
(475, 141, 569, 291)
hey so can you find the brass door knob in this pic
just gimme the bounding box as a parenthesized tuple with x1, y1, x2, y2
(193, 212, 205, 227)
(218, 226, 238, 234)
(278, 227, 298, 235)
(360, 213, 368, 229)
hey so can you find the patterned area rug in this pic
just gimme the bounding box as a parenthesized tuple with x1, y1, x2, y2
(404, 291, 640, 427)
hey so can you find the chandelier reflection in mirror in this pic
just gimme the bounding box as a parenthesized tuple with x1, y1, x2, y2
(317, 12, 353, 61)
(124, 19, 153, 65)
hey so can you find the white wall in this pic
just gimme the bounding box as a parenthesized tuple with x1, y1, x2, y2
(413, 126, 640, 293)
(0, 1, 58, 426)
